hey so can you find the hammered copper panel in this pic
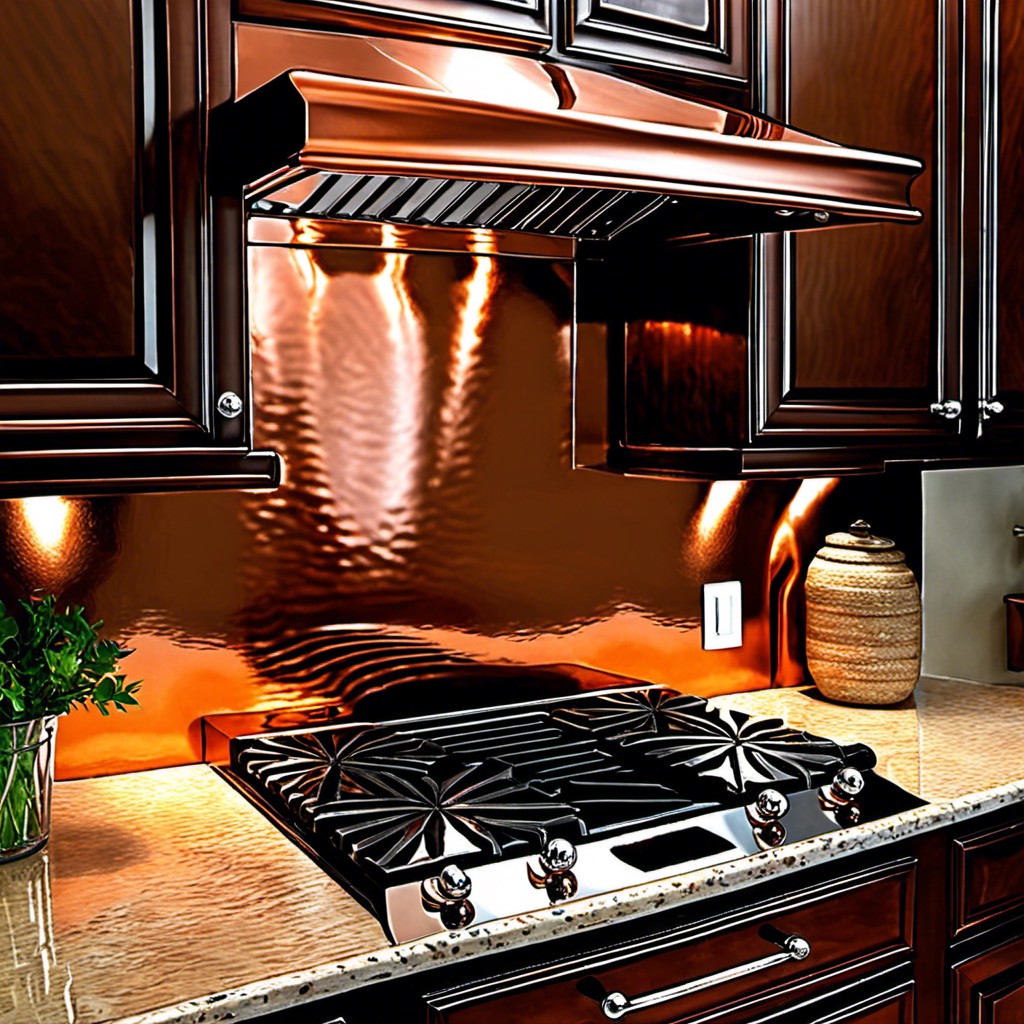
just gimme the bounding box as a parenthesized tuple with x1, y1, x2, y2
(0, 239, 886, 780)
(790, 0, 935, 390)
(0, 0, 135, 368)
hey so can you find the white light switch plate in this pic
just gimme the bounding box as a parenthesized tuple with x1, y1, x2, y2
(702, 581, 743, 650)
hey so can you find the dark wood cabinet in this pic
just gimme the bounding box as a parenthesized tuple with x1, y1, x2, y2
(236, 0, 552, 51)
(953, 938, 1024, 1023)
(952, 818, 1024, 937)
(587, 0, 1024, 480)
(576, 0, 967, 479)
(0, 0, 279, 496)
(558, 0, 748, 87)
(750, 0, 960, 457)
(426, 859, 915, 1023)
(969, 0, 1024, 444)
(251, 809, 1024, 1024)
(236, 0, 746, 84)
(950, 807, 1024, 1023)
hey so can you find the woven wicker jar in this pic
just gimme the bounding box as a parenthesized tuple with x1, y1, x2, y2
(805, 520, 921, 705)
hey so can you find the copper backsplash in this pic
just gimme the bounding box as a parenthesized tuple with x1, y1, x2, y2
(0, 237, 916, 779)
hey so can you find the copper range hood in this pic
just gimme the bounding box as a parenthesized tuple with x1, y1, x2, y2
(219, 28, 923, 246)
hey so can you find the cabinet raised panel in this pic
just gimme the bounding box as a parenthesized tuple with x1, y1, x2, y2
(952, 819, 1024, 937)
(0, 0, 279, 495)
(560, 0, 748, 83)
(235, 0, 551, 51)
(954, 938, 1024, 1024)
(751, 0, 959, 452)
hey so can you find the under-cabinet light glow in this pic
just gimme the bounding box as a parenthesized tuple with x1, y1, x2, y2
(697, 481, 748, 545)
(19, 496, 70, 556)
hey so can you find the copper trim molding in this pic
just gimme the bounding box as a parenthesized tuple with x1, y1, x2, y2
(221, 29, 923, 240)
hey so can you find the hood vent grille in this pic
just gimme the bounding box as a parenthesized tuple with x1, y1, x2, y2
(253, 173, 672, 241)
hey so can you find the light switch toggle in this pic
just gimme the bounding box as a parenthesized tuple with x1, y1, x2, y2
(702, 581, 743, 650)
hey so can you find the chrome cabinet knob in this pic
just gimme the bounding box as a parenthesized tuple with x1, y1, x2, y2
(929, 399, 961, 420)
(216, 390, 244, 419)
(746, 788, 789, 826)
(981, 398, 1005, 420)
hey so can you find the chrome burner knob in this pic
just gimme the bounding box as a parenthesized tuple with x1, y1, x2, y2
(747, 788, 789, 826)
(422, 864, 476, 928)
(540, 838, 578, 874)
(436, 863, 472, 902)
(439, 900, 475, 930)
(832, 767, 865, 800)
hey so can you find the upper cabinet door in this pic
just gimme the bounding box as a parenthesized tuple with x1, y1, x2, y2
(975, 0, 1024, 441)
(750, 0, 961, 453)
(235, 0, 552, 52)
(0, 0, 279, 495)
(560, 0, 748, 84)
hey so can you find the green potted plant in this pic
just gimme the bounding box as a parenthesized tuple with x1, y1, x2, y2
(0, 595, 140, 861)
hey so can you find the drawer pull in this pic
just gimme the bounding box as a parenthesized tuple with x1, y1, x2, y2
(599, 932, 811, 1020)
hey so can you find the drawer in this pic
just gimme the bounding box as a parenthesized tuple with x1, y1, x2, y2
(848, 990, 914, 1024)
(427, 859, 915, 1024)
(952, 935, 1024, 1023)
(952, 817, 1024, 936)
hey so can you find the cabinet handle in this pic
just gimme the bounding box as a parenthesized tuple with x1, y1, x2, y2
(599, 932, 811, 1020)
(929, 399, 961, 420)
(980, 398, 1005, 420)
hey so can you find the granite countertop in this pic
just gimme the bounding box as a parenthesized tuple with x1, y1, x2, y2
(5, 676, 1024, 1024)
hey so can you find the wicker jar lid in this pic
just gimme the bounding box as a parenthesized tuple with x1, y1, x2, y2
(817, 520, 907, 566)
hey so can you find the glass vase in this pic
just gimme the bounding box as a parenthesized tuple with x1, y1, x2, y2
(0, 716, 57, 861)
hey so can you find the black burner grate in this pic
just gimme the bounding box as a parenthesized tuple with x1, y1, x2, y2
(413, 709, 704, 832)
(551, 689, 709, 738)
(313, 757, 581, 881)
(618, 706, 848, 795)
(235, 725, 443, 817)
(549, 692, 873, 798)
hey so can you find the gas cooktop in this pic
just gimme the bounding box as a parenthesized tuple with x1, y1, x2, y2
(211, 687, 925, 942)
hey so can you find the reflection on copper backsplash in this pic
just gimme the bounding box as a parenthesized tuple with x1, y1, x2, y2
(768, 478, 841, 686)
(624, 321, 746, 447)
(0, 241, 875, 779)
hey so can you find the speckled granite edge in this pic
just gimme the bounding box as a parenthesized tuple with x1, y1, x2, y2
(110, 776, 1024, 1024)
